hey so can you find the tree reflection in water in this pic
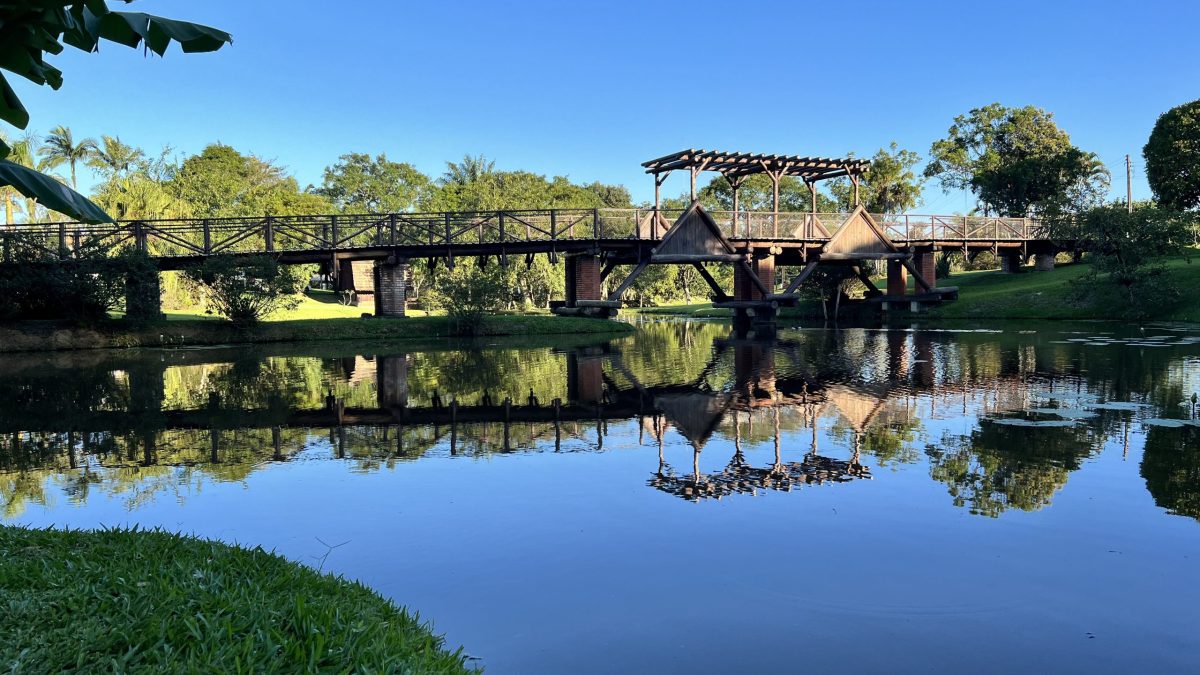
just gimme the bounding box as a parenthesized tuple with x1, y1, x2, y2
(1, 321, 1198, 521)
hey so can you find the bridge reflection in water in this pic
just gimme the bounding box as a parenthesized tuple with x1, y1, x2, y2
(2, 318, 1155, 518)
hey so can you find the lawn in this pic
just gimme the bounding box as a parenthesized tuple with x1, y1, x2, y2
(161, 289, 431, 322)
(0, 526, 471, 673)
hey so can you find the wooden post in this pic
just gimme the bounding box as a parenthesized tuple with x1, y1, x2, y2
(389, 213, 397, 245)
(203, 219, 212, 253)
(264, 216, 275, 252)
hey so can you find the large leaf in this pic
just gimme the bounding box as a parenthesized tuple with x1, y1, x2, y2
(0, 160, 114, 223)
(0, 72, 30, 129)
(99, 12, 232, 56)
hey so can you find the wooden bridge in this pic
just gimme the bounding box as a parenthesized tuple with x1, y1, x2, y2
(0, 148, 1067, 321)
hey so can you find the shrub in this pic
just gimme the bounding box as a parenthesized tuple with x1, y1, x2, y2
(0, 249, 150, 323)
(184, 255, 305, 324)
(425, 263, 511, 335)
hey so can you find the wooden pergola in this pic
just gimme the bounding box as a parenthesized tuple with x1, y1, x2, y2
(642, 148, 871, 214)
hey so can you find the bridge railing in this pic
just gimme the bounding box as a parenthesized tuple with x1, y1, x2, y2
(1, 208, 1044, 262)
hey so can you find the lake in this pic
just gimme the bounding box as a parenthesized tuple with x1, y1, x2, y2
(3, 319, 1200, 673)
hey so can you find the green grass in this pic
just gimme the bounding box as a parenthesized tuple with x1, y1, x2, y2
(160, 289, 432, 322)
(925, 255, 1200, 322)
(0, 526, 471, 673)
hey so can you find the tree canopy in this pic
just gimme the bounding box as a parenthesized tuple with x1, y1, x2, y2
(925, 103, 1109, 217)
(315, 152, 429, 213)
(1144, 99, 1200, 212)
(829, 143, 924, 213)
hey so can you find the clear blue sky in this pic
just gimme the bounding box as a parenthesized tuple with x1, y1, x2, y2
(14, 0, 1200, 211)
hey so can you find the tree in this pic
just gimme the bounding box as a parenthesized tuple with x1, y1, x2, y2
(925, 103, 1109, 217)
(184, 255, 305, 324)
(830, 143, 924, 213)
(88, 135, 145, 179)
(440, 154, 495, 186)
(316, 153, 430, 213)
(40, 125, 97, 189)
(1144, 99, 1200, 212)
(1065, 202, 1192, 317)
(697, 174, 837, 213)
(169, 144, 328, 217)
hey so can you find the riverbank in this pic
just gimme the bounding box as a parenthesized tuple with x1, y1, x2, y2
(0, 526, 471, 672)
(632, 255, 1200, 323)
(0, 315, 635, 353)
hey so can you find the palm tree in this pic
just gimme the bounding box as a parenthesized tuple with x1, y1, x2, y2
(88, 135, 145, 178)
(5, 131, 58, 223)
(440, 154, 495, 186)
(40, 125, 98, 189)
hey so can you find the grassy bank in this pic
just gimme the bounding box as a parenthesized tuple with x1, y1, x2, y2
(0, 526, 471, 672)
(923, 256, 1200, 322)
(631, 256, 1200, 323)
(0, 314, 634, 353)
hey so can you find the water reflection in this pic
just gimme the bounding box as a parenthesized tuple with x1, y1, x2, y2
(1, 321, 1199, 521)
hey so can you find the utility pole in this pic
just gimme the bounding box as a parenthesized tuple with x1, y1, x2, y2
(1126, 154, 1133, 213)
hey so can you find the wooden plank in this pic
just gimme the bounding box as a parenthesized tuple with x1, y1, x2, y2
(782, 261, 819, 294)
(608, 259, 649, 302)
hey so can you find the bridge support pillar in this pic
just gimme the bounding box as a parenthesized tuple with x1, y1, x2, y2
(734, 252, 775, 301)
(565, 254, 602, 307)
(1000, 252, 1023, 273)
(914, 252, 937, 289)
(124, 267, 162, 321)
(886, 259, 908, 296)
(373, 260, 409, 317)
(1034, 253, 1056, 272)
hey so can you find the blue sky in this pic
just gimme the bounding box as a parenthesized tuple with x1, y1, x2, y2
(13, 0, 1200, 211)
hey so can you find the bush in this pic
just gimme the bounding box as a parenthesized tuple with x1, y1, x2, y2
(184, 255, 305, 324)
(0, 249, 151, 323)
(1071, 203, 1193, 319)
(425, 263, 512, 335)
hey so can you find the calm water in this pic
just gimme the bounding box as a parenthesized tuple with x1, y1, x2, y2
(3, 320, 1200, 673)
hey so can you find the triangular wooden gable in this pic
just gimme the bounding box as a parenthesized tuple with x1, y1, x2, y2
(653, 202, 736, 258)
(654, 391, 733, 450)
(822, 206, 898, 258)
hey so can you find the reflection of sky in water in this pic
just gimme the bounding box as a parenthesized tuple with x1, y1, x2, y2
(2, 321, 1200, 673)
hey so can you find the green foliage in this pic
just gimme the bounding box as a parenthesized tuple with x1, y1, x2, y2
(0, 249, 149, 322)
(0, 1, 231, 221)
(925, 103, 1109, 217)
(1144, 99, 1200, 212)
(829, 142, 925, 213)
(184, 255, 305, 324)
(1068, 203, 1193, 318)
(696, 174, 837, 212)
(39, 124, 96, 189)
(0, 526, 470, 673)
(316, 152, 430, 213)
(168, 144, 331, 217)
(426, 263, 513, 335)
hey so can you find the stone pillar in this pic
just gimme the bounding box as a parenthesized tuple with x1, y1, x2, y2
(1034, 253, 1056, 272)
(373, 261, 408, 317)
(338, 259, 376, 306)
(575, 255, 602, 303)
(376, 354, 409, 407)
(886, 259, 908, 296)
(566, 254, 601, 307)
(733, 253, 775, 301)
(999, 252, 1023, 273)
(914, 252, 937, 290)
(124, 267, 162, 321)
